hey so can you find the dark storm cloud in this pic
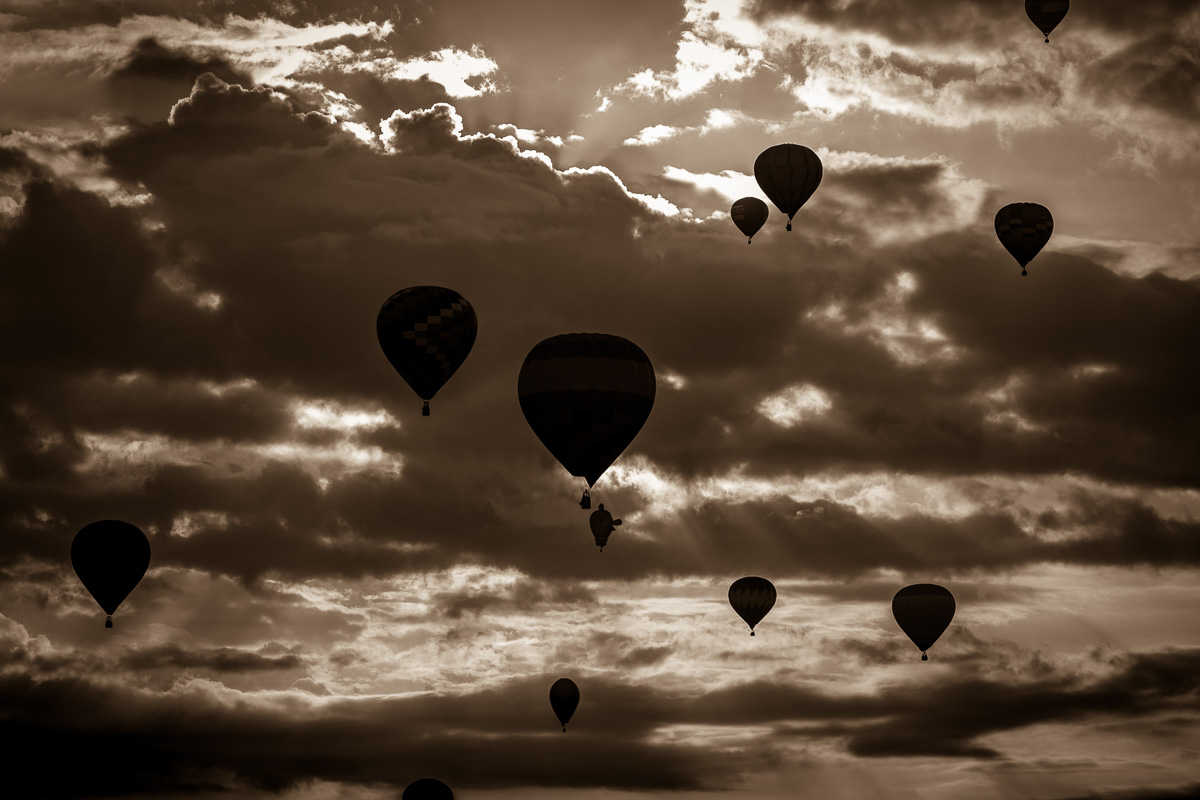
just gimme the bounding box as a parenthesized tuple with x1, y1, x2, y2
(435, 579, 597, 619)
(1083, 31, 1200, 122)
(0, 0, 408, 31)
(107, 38, 255, 122)
(1056, 783, 1200, 800)
(120, 642, 304, 672)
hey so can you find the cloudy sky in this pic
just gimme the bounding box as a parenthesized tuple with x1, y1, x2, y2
(2, 1, 1199, 798)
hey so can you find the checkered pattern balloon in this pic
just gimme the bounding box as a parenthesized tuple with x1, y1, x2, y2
(754, 144, 823, 229)
(518, 333, 655, 488)
(995, 203, 1053, 272)
(377, 286, 477, 406)
(729, 577, 776, 634)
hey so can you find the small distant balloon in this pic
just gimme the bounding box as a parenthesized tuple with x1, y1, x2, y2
(550, 678, 580, 732)
(402, 778, 453, 800)
(589, 504, 622, 551)
(892, 584, 956, 661)
(71, 520, 151, 628)
(377, 286, 477, 416)
(728, 577, 776, 636)
(995, 203, 1053, 276)
(730, 197, 768, 243)
(1025, 0, 1069, 43)
(518, 333, 655, 509)
(754, 144, 823, 231)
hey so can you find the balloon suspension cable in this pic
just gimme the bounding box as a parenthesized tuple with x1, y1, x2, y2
(579, 487, 591, 510)
(422, 401, 430, 416)
(105, 615, 113, 629)
(921, 652, 928, 662)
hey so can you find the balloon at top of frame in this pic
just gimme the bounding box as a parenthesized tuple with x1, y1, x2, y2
(1025, 0, 1069, 43)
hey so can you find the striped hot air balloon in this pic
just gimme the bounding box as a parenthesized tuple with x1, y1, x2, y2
(754, 144, 823, 231)
(518, 333, 655, 508)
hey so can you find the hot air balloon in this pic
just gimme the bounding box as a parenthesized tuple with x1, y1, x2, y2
(518, 333, 655, 509)
(892, 584, 955, 661)
(589, 504, 622, 551)
(377, 286, 477, 416)
(1025, 0, 1069, 43)
(403, 779, 453, 800)
(754, 144, 822, 231)
(995, 203, 1053, 276)
(71, 520, 151, 628)
(731, 197, 768, 243)
(550, 677, 579, 732)
(729, 577, 776, 636)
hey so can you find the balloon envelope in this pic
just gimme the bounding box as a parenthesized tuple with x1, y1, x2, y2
(403, 779, 453, 800)
(550, 677, 580, 731)
(731, 197, 768, 242)
(1025, 0, 1069, 41)
(995, 203, 1053, 274)
(754, 144, 822, 228)
(377, 286, 477, 412)
(589, 503, 621, 550)
(518, 333, 655, 488)
(71, 520, 151, 625)
(729, 576, 776, 634)
(892, 584, 955, 657)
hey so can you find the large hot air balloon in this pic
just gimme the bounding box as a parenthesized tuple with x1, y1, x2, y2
(728, 577, 776, 636)
(403, 779, 453, 800)
(731, 197, 768, 243)
(518, 333, 655, 509)
(549, 678, 579, 732)
(995, 203, 1053, 276)
(754, 144, 822, 231)
(892, 584, 955, 661)
(1025, 0, 1069, 43)
(71, 520, 151, 628)
(589, 504, 622, 551)
(377, 286, 477, 416)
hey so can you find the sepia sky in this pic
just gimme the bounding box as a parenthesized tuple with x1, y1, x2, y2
(1, 1, 1199, 798)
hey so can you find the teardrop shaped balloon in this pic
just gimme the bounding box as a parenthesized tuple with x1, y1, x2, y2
(728, 576, 776, 635)
(1025, 0, 1069, 43)
(588, 503, 622, 551)
(892, 584, 955, 661)
(731, 197, 768, 243)
(377, 286, 477, 416)
(518, 333, 655, 506)
(995, 203, 1053, 276)
(71, 520, 151, 628)
(549, 677, 580, 732)
(402, 779, 453, 800)
(753, 144, 823, 231)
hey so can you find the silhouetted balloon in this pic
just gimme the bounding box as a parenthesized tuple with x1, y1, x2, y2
(731, 197, 768, 243)
(729, 577, 776, 635)
(1026, 0, 1069, 43)
(589, 504, 622, 551)
(892, 584, 955, 661)
(754, 144, 822, 231)
(377, 286, 477, 416)
(402, 778, 453, 800)
(549, 677, 579, 732)
(518, 333, 655, 508)
(71, 520, 151, 628)
(995, 203, 1053, 276)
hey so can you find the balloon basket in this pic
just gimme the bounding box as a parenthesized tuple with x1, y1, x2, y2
(579, 490, 591, 510)
(921, 652, 928, 662)
(422, 401, 430, 416)
(105, 616, 113, 629)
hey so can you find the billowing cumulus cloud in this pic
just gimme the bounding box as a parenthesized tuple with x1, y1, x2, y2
(1, 2, 1198, 799)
